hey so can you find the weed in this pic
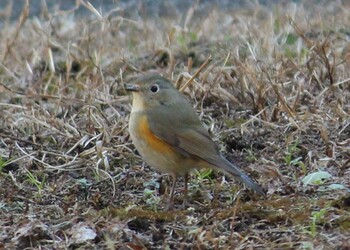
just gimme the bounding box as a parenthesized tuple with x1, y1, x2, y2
(306, 208, 328, 238)
(25, 170, 46, 196)
(243, 148, 258, 163)
(0, 157, 10, 173)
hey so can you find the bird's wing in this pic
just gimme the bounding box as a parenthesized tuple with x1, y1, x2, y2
(149, 118, 265, 195)
(146, 105, 223, 166)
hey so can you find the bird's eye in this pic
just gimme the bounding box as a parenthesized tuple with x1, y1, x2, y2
(150, 84, 159, 93)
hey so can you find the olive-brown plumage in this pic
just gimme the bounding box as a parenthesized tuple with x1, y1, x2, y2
(125, 74, 264, 209)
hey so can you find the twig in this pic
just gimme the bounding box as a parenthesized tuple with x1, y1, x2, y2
(179, 55, 212, 92)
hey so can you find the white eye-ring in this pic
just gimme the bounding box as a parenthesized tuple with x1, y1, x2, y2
(150, 84, 159, 93)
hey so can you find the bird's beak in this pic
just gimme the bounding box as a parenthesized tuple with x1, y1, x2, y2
(124, 83, 140, 92)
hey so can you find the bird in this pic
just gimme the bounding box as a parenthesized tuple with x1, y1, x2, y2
(125, 74, 264, 209)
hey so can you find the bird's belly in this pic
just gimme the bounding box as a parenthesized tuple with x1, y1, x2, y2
(129, 113, 195, 175)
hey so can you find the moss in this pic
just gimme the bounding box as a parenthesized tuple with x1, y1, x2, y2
(103, 206, 186, 221)
(336, 217, 350, 231)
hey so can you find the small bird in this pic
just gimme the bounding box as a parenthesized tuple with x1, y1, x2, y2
(125, 74, 264, 209)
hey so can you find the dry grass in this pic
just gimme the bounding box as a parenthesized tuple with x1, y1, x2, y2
(1, 0, 350, 249)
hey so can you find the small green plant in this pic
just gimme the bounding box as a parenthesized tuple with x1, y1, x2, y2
(192, 169, 214, 190)
(285, 33, 298, 45)
(242, 148, 257, 163)
(25, 170, 46, 196)
(144, 188, 161, 211)
(142, 179, 161, 210)
(306, 208, 328, 237)
(189, 169, 215, 202)
(284, 140, 307, 169)
(0, 157, 9, 173)
(283, 139, 301, 166)
(176, 31, 198, 52)
(284, 139, 308, 178)
(93, 167, 101, 182)
(196, 168, 214, 181)
(297, 161, 307, 175)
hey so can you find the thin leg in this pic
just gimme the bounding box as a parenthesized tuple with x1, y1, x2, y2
(168, 174, 177, 210)
(182, 173, 189, 208)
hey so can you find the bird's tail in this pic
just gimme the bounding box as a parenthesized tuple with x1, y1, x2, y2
(217, 157, 265, 196)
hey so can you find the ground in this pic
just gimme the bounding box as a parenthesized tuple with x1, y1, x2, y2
(0, 0, 350, 249)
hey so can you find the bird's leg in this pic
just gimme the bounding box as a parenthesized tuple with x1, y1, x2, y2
(168, 174, 177, 210)
(182, 173, 189, 208)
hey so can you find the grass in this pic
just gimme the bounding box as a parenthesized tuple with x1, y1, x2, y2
(0, 0, 350, 249)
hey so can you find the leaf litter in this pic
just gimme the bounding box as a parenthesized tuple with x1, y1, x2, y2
(0, 0, 350, 249)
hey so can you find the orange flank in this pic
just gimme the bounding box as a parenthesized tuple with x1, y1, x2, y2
(137, 115, 175, 155)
